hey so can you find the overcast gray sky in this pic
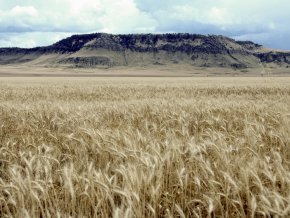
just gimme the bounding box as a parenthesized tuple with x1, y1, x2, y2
(0, 0, 289, 49)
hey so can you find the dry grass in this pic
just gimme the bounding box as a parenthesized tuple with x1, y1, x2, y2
(0, 77, 289, 217)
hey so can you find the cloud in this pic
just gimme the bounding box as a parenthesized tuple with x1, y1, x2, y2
(0, 32, 74, 48)
(98, 0, 156, 33)
(0, 2, 103, 33)
(0, 0, 289, 49)
(10, 5, 38, 17)
(0, 6, 39, 32)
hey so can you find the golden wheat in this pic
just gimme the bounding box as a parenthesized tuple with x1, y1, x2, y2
(0, 77, 289, 217)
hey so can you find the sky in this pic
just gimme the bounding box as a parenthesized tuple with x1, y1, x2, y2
(0, 0, 289, 49)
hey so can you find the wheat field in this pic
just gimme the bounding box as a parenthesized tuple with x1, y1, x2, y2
(0, 77, 289, 218)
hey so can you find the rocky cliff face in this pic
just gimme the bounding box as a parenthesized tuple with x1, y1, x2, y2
(255, 52, 290, 64)
(0, 33, 289, 69)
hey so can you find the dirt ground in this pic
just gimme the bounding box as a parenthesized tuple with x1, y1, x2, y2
(0, 65, 289, 77)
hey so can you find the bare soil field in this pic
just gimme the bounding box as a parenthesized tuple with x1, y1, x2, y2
(0, 65, 289, 77)
(0, 77, 289, 217)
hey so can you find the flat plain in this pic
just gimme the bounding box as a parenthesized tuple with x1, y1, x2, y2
(0, 77, 289, 217)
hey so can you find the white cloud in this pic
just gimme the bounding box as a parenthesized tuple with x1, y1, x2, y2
(98, 0, 156, 33)
(65, 0, 102, 14)
(206, 7, 233, 25)
(0, 0, 155, 33)
(10, 5, 38, 17)
(0, 32, 73, 48)
(171, 5, 199, 21)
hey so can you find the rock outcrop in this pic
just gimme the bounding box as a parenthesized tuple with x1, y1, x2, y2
(0, 33, 289, 69)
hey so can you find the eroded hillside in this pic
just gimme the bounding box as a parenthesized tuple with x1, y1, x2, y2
(0, 33, 289, 69)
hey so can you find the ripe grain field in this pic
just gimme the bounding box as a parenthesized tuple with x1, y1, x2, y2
(0, 77, 289, 218)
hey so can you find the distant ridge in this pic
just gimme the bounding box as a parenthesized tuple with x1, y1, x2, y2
(0, 33, 289, 69)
